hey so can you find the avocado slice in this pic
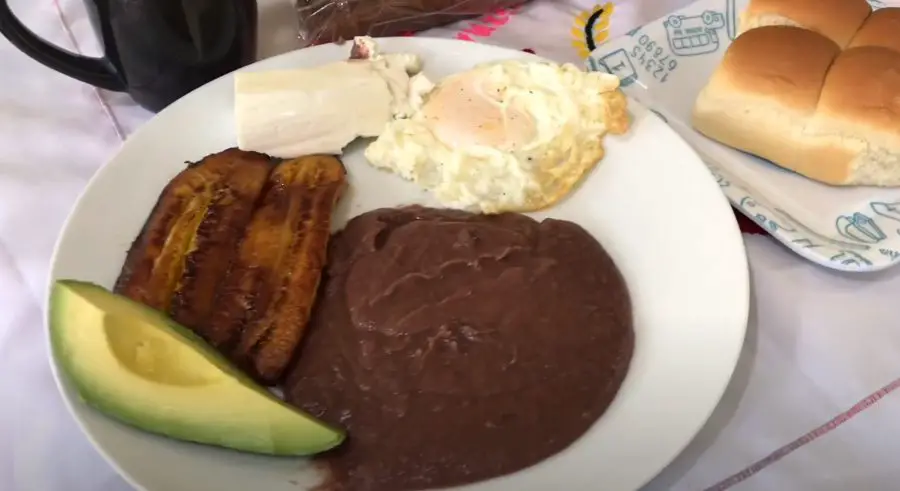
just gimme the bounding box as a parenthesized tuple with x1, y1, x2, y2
(49, 279, 345, 456)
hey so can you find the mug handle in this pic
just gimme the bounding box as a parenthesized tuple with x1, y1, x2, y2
(0, 1, 126, 91)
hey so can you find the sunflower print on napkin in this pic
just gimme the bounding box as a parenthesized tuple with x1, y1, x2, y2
(572, 3, 616, 58)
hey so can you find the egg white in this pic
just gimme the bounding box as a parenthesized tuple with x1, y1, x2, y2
(364, 59, 629, 213)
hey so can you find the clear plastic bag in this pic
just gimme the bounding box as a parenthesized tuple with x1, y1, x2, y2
(295, 0, 531, 45)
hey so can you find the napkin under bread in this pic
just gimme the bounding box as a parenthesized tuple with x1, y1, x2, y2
(692, 1, 900, 187)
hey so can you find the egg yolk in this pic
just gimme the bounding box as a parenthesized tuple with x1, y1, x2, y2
(422, 74, 537, 150)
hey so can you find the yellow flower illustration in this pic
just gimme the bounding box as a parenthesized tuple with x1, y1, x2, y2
(572, 2, 615, 59)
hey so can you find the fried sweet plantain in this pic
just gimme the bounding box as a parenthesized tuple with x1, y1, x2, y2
(114, 148, 274, 319)
(202, 155, 347, 385)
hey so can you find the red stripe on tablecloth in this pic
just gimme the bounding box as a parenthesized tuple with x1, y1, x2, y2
(703, 377, 900, 491)
(734, 208, 765, 235)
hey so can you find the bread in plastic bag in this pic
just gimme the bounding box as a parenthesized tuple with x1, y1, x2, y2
(294, 0, 530, 45)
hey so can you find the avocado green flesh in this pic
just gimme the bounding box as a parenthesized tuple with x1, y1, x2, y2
(49, 280, 344, 456)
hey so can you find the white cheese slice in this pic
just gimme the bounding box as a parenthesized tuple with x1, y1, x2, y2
(235, 62, 394, 158)
(235, 44, 434, 159)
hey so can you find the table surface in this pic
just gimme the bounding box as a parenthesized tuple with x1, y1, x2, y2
(2, 1, 900, 490)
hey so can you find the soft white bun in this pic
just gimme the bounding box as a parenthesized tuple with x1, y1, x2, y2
(738, 0, 871, 47)
(694, 6, 900, 186)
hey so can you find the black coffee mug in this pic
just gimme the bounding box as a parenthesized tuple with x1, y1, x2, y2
(0, 0, 258, 112)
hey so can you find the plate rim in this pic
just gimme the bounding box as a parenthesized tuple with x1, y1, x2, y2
(45, 36, 751, 491)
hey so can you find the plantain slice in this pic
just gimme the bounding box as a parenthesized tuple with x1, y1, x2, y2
(203, 155, 346, 385)
(114, 148, 274, 318)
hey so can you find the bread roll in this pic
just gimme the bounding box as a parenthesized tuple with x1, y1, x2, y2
(848, 8, 900, 53)
(693, 7, 900, 187)
(738, 0, 871, 47)
(811, 46, 900, 185)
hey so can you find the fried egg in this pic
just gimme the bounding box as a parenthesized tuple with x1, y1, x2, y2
(364, 59, 629, 213)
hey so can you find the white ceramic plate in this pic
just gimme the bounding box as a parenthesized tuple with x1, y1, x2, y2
(47, 38, 749, 491)
(586, 0, 900, 272)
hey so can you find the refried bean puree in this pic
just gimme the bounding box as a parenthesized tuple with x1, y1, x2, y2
(284, 206, 634, 491)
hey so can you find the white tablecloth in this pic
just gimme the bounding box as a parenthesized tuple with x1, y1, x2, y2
(2, 1, 900, 490)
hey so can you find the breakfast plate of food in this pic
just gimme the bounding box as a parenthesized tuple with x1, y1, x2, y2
(588, 0, 900, 272)
(47, 37, 749, 491)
